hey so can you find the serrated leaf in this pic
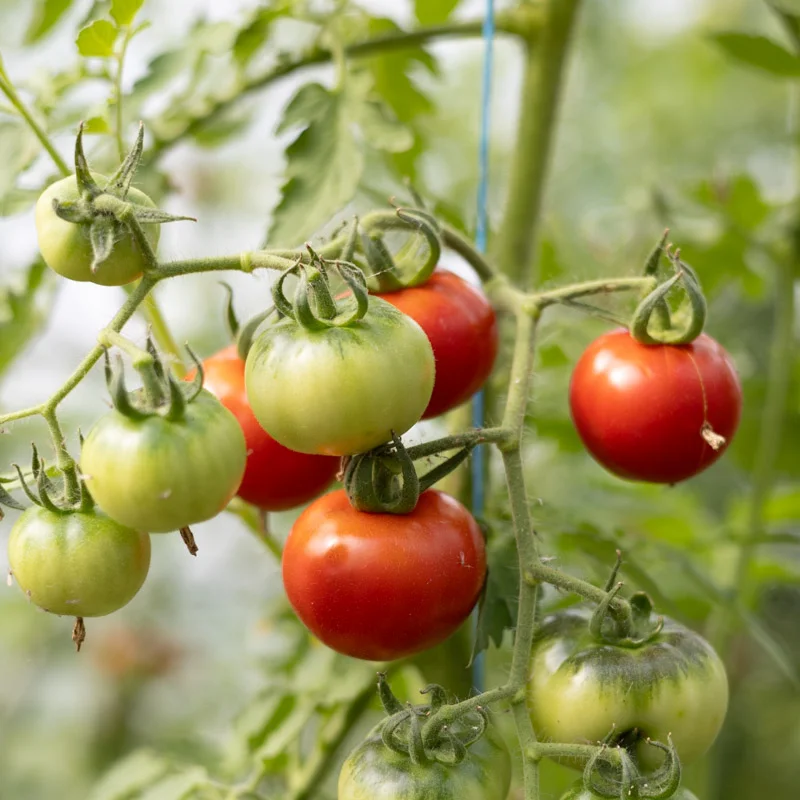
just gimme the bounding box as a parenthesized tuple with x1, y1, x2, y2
(0, 261, 55, 378)
(77, 19, 118, 57)
(711, 33, 800, 77)
(415, 0, 461, 25)
(472, 525, 519, 658)
(359, 100, 413, 152)
(90, 750, 172, 800)
(111, 0, 144, 26)
(26, 0, 73, 42)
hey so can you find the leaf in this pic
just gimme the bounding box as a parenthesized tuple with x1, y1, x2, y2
(76, 19, 118, 57)
(738, 607, 800, 688)
(472, 524, 519, 657)
(90, 750, 172, 800)
(711, 33, 800, 77)
(268, 71, 412, 245)
(0, 121, 43, 213)
(136, 768, 210, 800)
(26, 0, 74, 42)
(769, 0, 800, 12)
(233, 2, 293, 66)
(110, 0, 144, 26)
(83, 115, 111, 134)
(415, 0, 461, 25)
(0, 261, 56, 379)
(192, 108, 253, 148)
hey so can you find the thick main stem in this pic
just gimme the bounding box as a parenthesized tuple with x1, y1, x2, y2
(495, 0, 582, 287)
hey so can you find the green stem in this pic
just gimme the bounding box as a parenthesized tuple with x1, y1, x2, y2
(0, 72, 70, 177)
(442, 225, 497, 282)
(531, 276, 656, 308)
(494, 0, 582, 287)
(148, 11, 540, 160)
(529, 741, 623, 764)
(138, 292, 187, 378)
(404, 427, 510, 460)
(41, 407, 80, 505)
(113, 27, 133, 161)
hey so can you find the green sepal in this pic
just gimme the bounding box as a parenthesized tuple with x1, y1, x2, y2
(236, 307, 277, 361)
(418, 446, 474, 494)
(106, 351, 148, 420)
(36, 458, 62, 513)
(89, 218, 120, 272)
(0, 481, 25, 515)
(163, 372, 187, 421)
(219, 282, 240, 339)
(419, 684, 448, 714)
(13, 463, 41, 507)
(183, 344, 204, 403)
(271, 263, 300, 321)
(106, 122, 144, 198)
(378, 672, 405, 715)
(406, 703, 428, 766)
(73, 124, 100, 198)
(340, 216, 360, 262)
(52, 199, 93, 225)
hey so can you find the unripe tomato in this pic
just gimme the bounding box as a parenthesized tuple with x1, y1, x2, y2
(569, 329, 742, 483)
(245, 297, 435, 456)
(338, 718, 511, 800)
(561, 784, 699, 800)
(81, 389, 246, 532)
(35, 172, 159, 286)
(8, 507, 150, 617)
(528, 608, 729, 771)
(376, 270, 498, 419)
(189, 346, 339, 511)
(282, 489, 486, 661)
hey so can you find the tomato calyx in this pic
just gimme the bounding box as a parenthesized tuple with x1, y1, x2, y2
(51, 124, 192, 278)
(343, 432, 474, 514)
(376, 674, 490, 767)
(630, 239, 707, 345)
(581, 735, 682, 799)
(590, 585, 664, 648)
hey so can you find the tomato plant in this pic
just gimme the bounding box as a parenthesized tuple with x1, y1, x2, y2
(569, 329, 742, 483)
(35, 173, 159, 286)
(527, 607, 729, 771)
(245, 296, 435, 456)
(189, 346, 339, 511)
(376, 269, 498, 419)
(282, 488, 486, 661)
(81, 388, 246, 533)
(8, 507, 150, 617)
(338, 712, 511, 800)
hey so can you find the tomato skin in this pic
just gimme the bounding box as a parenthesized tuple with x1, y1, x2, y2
(35, 173, 159, 286)
(245, 297, 435, 456)
(8, 507, 150, 617)
(569, 329, 742, 483)
(528, 608, 729, 772)
(190, 346, 339, 511)
(376, 270, 498, 419)
(338, 719, 511, 800)
(282, 489, 486, 661)
(560, 783, 698, 800)
(81, 389, 246, 533)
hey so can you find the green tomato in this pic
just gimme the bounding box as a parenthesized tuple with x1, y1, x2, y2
(35, 172, 159, 286)
(528, 609, 729, 772)
(560, 783, 699, 800)
(245, 296, 435, 456)
(8, 507, 150, 617)
(338, 720, 511, 800)
(81, 389, 246, 532)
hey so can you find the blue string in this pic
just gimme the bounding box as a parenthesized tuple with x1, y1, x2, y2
(471, 0, 495, 695)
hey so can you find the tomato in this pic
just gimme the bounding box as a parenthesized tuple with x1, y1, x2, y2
(569, 329, 742, 483)
(528, 608, 729, 772)
(35, 172, 159, 286)
(245, 296, 435, 457)
(282, 489, 486, 661)
(188, 346, 339, 511)
(81, 389, 246, 533)
(561, 784, 698, 800)
(376, 270, 498, 418)
(8, 507, 150, 617)
(338, 715, 511, 800)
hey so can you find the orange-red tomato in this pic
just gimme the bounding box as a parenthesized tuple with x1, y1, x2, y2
(569, 330, 742, 483)
(377, 269, 498, 419)
(191, 346, 339, 511)
(282, 489, 487, 661)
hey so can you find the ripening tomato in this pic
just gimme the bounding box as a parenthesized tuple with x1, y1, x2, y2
(8, 507, 150, 617)
(569, 329, 742, 483)
(376, 270, 498, 418)
(35, 172, 159, 286)
(189, 346, 339, 511)
(245, 296, 435, 456)
(282, 489, 486, 661)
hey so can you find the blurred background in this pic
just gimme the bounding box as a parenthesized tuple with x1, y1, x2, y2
(0, 0, 798, 798)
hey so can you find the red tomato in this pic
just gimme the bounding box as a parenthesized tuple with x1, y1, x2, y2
(569, 329, 742, 483)
(282, 489, 487, 661)
(377, 269, 498, 419)
(189, 346, 339, 511)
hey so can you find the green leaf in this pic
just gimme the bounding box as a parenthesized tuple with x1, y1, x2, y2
(83, 115, 111, 134)
(76, 19, 118, 57)
(110, 0, 144, 26)
(233, 2, 293, 66)
(768, 0, 800, 12)
(415, 0, 461, 25)
(192, 108, 253, 148)
(711, 33, 800, 77)
(137, 768, 210, 800)
(472, 524, 519, 657)
(26, 0, 74, 42)
(738, 607, 800, 688)
(90, 750, 172, 800)
(0, 261, 55, 379)
(0, 121, 42, 212)
(359, 100, 413, 152)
